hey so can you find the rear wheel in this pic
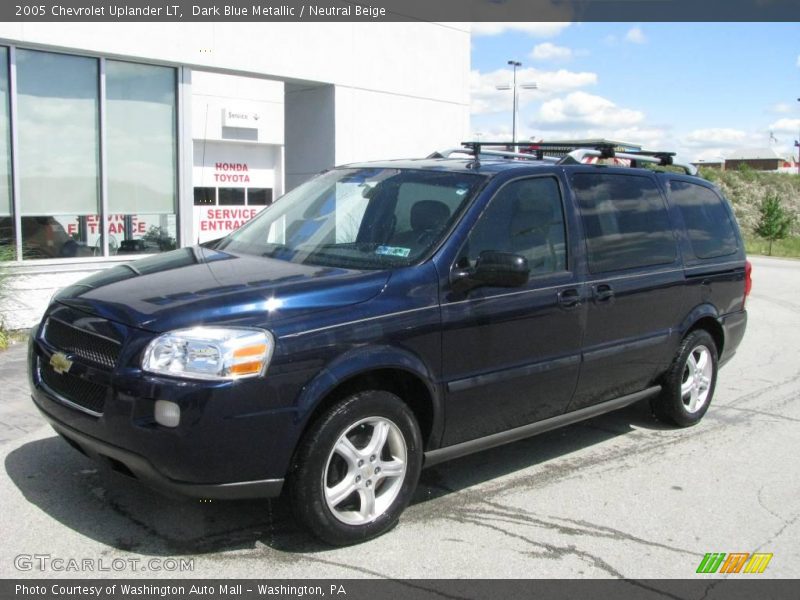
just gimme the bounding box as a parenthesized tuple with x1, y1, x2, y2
(288, 390, 422, 545)
(652, 330, 718, 427)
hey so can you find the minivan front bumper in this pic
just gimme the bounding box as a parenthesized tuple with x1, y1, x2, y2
(36, 406, 284, 499)
(28, 313, 311, 498)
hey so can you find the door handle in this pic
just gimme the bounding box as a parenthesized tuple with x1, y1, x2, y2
(593, 283, 615, 303)
(558, 288, 581, 309)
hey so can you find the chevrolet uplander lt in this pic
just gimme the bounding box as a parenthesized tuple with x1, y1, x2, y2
(29, 142, 750, 545)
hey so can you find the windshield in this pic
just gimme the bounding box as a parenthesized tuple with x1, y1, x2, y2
(215, 168, 485, 270)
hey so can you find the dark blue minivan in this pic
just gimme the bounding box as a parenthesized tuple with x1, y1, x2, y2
(29, 143, 750, 545)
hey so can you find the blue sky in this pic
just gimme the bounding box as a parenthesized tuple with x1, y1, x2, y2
(470, 23, 800, 162)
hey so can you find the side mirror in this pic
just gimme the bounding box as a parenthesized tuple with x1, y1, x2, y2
(451, 251, 530, 293)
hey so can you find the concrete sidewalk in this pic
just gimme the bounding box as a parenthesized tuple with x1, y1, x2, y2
(0, 341, 43, 446)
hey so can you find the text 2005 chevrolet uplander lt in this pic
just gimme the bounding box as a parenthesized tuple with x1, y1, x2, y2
(29, 143, 750, 545)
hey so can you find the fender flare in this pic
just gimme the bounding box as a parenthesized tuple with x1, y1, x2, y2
(678, 303, 724, 350)
(293, 344, 445, 447)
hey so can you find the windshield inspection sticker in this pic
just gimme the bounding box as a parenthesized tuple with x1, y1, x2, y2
(376, 246, 411, 258)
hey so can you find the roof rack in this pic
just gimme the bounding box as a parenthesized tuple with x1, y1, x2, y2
(427, 141, 697, 176)
(559, 148, 698, 176)
(428, 144, 559, 167)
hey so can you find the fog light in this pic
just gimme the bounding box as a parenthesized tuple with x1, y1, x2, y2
(154, 400, 181, 428)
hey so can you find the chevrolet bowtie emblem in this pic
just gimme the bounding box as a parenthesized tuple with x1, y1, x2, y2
(50, 352, 73, 375)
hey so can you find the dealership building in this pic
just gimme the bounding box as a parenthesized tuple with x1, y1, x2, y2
(0, 22, 470, 328)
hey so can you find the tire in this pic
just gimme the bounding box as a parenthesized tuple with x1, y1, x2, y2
(288, 390, 423, 545)
(652, 330, 719, 427)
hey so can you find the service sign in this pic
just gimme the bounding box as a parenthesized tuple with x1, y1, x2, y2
(223, 108, 260, 129)
(193, 205, 267, 243)
(192, 141, 279, 243)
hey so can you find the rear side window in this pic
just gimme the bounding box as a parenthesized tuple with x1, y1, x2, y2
(669, 180, 738, 259)
(572, 173, 676, 273)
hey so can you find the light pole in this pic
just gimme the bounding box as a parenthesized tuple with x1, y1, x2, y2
(496, 60, 537, 144)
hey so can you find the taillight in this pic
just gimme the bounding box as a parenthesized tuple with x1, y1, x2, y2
(743, 259, 752, 307)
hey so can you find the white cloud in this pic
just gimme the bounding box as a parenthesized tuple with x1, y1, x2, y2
(769, 118, 800, 134)
(600, 127, 668, 148)
(535, 91, 644, 129)
(796, 54, 800, 67)
(677, 128, 786, 161)
(625, 27, 647, 44)
(530, 42, 573, 62)
(683, 128, 748, 148)
(692, 148, 729, 163)
(504, 122, 669, 151)
(471, 124, 512, 141)
(470, 67, 597, 115)
(471, 22, 571, 38)
(770, 102, 793, 115)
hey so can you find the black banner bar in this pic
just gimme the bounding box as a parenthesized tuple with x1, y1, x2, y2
(2, 0, 799, 22)
(3, 580, 800, 600)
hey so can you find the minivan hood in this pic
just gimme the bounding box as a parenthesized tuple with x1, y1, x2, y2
(54, 247, 389, 332)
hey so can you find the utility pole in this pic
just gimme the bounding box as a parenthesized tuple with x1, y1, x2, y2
(496, 61, 537, 145)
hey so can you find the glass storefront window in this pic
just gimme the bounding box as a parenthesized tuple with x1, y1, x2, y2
(0, 47, 12, 254)
(218, 188, 245, 205)
(194, 187, 215, 205)
(247, 188, 272, 206)
(17, 50, 100, 260)
(106, 60, 177, 254)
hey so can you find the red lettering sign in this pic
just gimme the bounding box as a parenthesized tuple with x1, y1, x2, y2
(214, 162, 249, 172)
(63, 214, 145, 236)
(213, 173, 251, 183)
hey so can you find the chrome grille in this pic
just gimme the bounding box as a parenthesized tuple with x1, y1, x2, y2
(38, 358, 107, 416)
(44, 318, 120, 369)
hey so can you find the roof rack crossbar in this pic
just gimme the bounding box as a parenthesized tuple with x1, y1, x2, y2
(429, 142, 698, 175)
(559, 148, 697, 176)
(479, 148, 559, 163)
(428, 146, 558, 165)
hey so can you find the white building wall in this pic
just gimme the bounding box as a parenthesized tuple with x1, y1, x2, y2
(0, 23, 470, 105)
(334, 86, 470, 164)
(3, 268, 98, 330)
(191, 71, 284, 145)
(0, 22, 471, 329)
(284, 84, 335, 190)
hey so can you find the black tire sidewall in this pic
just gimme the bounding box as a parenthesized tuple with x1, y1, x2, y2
(656, 330, 719, 427)
(289, 390, 423, 545)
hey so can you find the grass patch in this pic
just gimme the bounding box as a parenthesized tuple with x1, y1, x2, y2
(0, 328, 28, 351)
(744, 235, 800, 259)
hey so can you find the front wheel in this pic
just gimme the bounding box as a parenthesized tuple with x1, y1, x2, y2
(288, 390, 423, 545)
(652, 330, 718, 427)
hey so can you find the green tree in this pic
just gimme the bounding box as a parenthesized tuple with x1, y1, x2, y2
(755, 194, 794, 256)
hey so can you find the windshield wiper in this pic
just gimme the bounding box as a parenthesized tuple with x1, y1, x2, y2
(314, 242, 380, 254)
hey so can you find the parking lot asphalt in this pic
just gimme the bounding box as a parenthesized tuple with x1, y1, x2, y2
(0, 255, 797, 580)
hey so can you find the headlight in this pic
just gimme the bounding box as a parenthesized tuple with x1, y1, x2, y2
(142, 327, 274, 381)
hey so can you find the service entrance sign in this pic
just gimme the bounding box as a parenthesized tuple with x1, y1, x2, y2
(192, 141, 280, 243)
